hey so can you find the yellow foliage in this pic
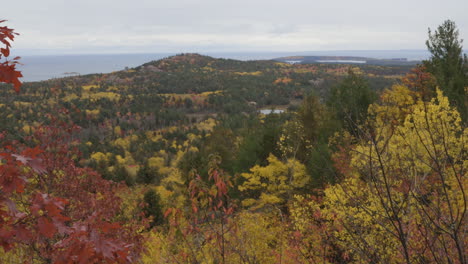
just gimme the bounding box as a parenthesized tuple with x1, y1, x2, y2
(85, 109, 100, 117)
(158, 93, 191, 99)
(195, 118, 217, 132)
(148, 156, 171, 176)
(199, 90, 222, 96)
(170, 140, 178, 150)
(116, 185, 146, 223)
(187, 146, 199, 153)
(62, 93, 80, 102)
(0, 246, 42, 263)
(368, 84, 418, 127)
(145, 131, 163, 142)
(170, 150, 186, 167)
(141, 211, 294, 264)
(307, 88, 467, 263)
(160, 168, 187, 208)
(239, 154, 308, 209)
(222, 212, 291, 263)
(201, 66, 214, 72)
(140, 231, 167, 264)
(82, 84, 98, 91)
(115, 155, 126, 165)
(148, 156, 165, 169)
(350, 66, 362, 74)
(126, 165, 138, 177)
(292, 68, 313, 74)
(186, 133, 199, 142)
(113, 137, 131, 150)
(273, 77, 293, 84)
(113, 126, 121, 136)
(275, 62, 291, 67)
(234, 71, 263, 76)
(14, 101, 32, 107)
(90, 152, 107, 163)
(22, 125, 32, 134)
(83, 91, 120, 101)
(106, 85, 119, 92)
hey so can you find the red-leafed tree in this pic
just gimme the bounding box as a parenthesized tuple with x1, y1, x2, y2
(163, 156, 236, 263)
(0, 21, 144, 263)
(0, 20, 22, 92)
(401, 65, 436, 100)
(0, 118, 145, 263)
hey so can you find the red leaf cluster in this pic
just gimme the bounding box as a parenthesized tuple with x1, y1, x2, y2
(0, 123, 144, 263)
(401, 65, 436, 99)
(0, 20, 22, 92)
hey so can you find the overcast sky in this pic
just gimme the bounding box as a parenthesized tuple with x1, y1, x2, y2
(4, 0, 468, 55)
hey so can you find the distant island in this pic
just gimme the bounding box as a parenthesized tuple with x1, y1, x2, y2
(273, 55, 421, 66)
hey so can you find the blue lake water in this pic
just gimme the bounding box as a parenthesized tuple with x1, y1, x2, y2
(15, 50, 435, 82)
(17, 54, 172, 82)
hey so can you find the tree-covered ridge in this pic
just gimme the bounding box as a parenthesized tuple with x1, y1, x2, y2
(0, 53, 410, 190)
(0, 53, 409, 134)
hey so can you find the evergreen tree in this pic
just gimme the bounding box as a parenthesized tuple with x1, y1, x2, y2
(114, 165, 135, 186)
(425, 19, 467, 120)
(137, 161, 160, 185)
(327, 69, 376, 136)
(143, 189, 164, 228)
(307, 142, 337, 188)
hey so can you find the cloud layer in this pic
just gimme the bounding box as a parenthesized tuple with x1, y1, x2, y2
(5, 0, 468, 54)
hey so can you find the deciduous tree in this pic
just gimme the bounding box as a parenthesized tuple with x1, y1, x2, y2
(0, 20, 22, 92)
(310, 86, 466, 263)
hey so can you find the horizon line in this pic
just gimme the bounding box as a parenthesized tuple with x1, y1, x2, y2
(13, 49, 437, 57)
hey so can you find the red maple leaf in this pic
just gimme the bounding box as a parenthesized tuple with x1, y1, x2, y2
(0, 20, 22, 92)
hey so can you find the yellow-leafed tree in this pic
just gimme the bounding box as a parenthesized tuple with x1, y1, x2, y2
(298, 86, 467, 263)
(239, 154, 309, 210)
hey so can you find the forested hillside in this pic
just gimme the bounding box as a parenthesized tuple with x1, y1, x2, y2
(0, 20, 466, 263)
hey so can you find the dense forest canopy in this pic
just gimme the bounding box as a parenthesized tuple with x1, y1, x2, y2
(0, 19, 466, 263)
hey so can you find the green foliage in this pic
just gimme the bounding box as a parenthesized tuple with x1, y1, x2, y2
(3, 19, 468, 262)
(297, 94, 330, 144)
(425, 19, 467, 120)
(4, 47, 450, 262)
(327, 69, 376, 136)
(306, 142, 337, 188)
(279, 94, 339, 183)
(143, 189, 164, 228)
(200, 127, 237, 174)
(113, 165, 135, 186)
(137, 161, 160, 184)
(234, 114, 284, 173)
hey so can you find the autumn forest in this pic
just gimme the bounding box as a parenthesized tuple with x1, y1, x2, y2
(0, 19, 467, 263)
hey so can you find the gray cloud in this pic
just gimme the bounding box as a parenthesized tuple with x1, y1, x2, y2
(4, 0, 468, 54)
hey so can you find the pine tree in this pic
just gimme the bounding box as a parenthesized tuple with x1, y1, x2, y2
(327, 69, 376, 136)
(425, 19, 467, 120)
(143, 189, 164, 228)
(137, 161, 159, 184)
